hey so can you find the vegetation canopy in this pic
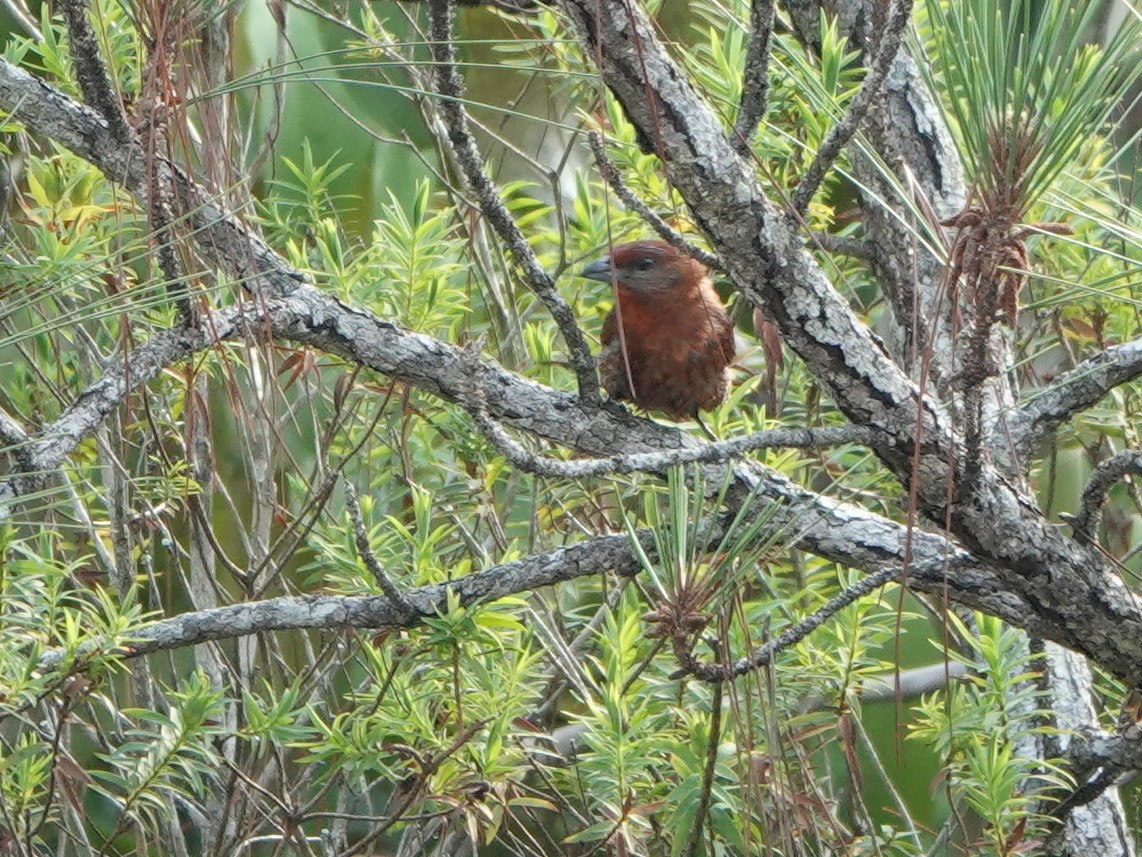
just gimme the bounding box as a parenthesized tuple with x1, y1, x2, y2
(0, 0, 1140, 854)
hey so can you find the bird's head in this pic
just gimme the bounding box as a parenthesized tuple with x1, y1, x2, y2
(580, 240, 703, 295)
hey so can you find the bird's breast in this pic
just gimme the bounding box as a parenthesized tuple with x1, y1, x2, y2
(600, 285, 734, 419)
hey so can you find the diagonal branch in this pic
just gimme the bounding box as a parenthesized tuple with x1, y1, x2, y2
(0, 57, 304, 300)
(57, 0, 131, 142)
(804, 0, 965, 374)
(0, 311, 245, 510)
(678, 566, 899, 680)
(425, 0, 599, 401)
(343, 482, 418, 617)
(791, 0, 915, 214)
(1007, 337, 1142, 465)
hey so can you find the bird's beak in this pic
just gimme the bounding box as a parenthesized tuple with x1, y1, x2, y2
(580, 255, 613, 282)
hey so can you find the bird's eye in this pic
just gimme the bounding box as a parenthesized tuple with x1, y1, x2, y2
(636, 257, 654, 271)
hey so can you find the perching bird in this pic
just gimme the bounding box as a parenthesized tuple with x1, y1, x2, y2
(580, 240, 735, 422)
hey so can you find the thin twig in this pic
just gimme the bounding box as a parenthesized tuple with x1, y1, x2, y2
(336, 719, 489, 857)
(1066, 450, 1142, 544)
(678, 567, 899, 681)
(528, 580, 630, 723)
(343, 481, 418, 618)
(851, 713, 924, 848)
(682, 681, 723, 857)
(470, 398, 886, 477)
(425, 0, 599, 401)
(809, 230, 872, 260)
(587, 131, 723, 272)
(732, 0, 776, 154)
(792, 0, 914, 214)
(247, 5, 288, 179)
(139, 122, 193, 322)
(136, 11, 195, 320)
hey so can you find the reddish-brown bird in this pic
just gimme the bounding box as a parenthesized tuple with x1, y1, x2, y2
(581, 240, 735, 421)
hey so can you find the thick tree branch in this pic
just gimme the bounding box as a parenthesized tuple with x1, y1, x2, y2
(776, 8, 1136, 854)
(39, 529, 649, 672)
(1070, 730, 1142, 786)
(1028, 645, 1139, 857)
(36, 518, 1031, 676)
(775, 4, 1138, 850)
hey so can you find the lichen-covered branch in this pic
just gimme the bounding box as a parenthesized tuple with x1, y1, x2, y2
(57, 0, 131, 142)
(1069, 450, 1142, 545)
(732, 0, 776, 152)
(1008, 337, 1142, 465)
(36, 515, 1026, 674)
(0, 57, 304, 300)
